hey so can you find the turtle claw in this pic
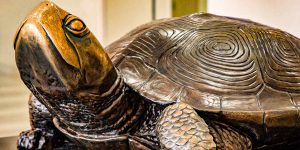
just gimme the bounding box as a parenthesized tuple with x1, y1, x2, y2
(17, 129, 47, 150)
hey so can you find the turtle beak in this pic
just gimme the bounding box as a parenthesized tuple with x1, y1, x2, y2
(14, 2, 80, 69)
(14, 1, 115, 95)
(14, 1, 82, 93)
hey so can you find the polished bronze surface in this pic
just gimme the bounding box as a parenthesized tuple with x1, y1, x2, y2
(14, 1, 300, 150)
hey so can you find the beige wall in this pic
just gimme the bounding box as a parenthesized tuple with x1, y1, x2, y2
(103, 0, 174, 45)
(207, 0, 300, 38)
(0, 0, 43, 75)
(155, 0, 172, 19)
(0, 0, 41, 138)
(103, 0, 152, 45)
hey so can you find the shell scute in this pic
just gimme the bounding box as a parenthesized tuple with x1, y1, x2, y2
(258, 86, 296, 111)
(221, 96, 259, 111)
(138, 73, 182, 104)
(179, 88, 221, 111)
(117, 56, 155, 88)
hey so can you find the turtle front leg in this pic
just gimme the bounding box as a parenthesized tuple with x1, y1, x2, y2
(17, 94, 67, 150)
(156, 103, 216, 150)
(156, 102, 253, 150)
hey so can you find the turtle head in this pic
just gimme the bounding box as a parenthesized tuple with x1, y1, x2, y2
(14, 2, 116, 99)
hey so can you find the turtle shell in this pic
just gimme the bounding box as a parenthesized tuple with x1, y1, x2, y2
(106, 13, 300, 141)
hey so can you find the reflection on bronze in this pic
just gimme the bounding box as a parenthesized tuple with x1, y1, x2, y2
(13, 1, 300, 150)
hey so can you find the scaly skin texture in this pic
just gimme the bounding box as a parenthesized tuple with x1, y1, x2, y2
(18, 95, 80, 150)
(208, 122, 252, 150)
(156, 103, 216, 150)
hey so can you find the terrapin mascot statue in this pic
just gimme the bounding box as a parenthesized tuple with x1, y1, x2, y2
(14, 2, 300, 150)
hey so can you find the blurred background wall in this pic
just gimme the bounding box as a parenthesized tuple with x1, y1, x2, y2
(0, 0, 41, 138)
(0, 0, 299, 138)
(207, 0, 300, 38)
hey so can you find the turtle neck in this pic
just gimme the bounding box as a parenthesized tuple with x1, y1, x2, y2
(50, 69, 146, 136)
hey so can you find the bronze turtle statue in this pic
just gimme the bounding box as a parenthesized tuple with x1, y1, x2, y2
(14, 2, 300, 150)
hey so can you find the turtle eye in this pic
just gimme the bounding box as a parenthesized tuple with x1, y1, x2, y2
(65, 15, 89, 37)
(68, 19, 84, 31)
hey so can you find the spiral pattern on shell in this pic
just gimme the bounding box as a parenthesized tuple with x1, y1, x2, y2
(158, 26, 263, 95)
